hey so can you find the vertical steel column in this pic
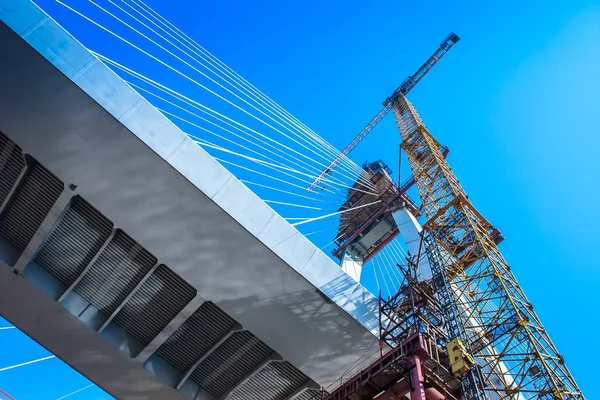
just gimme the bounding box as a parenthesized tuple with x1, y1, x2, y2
(409, 354, 426, 400)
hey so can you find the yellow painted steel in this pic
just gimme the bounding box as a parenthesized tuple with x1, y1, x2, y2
(392, 94, 584, 399)
(447, 337, 475, 377)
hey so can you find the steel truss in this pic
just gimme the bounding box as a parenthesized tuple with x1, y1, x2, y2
(392, 95, 584, 399)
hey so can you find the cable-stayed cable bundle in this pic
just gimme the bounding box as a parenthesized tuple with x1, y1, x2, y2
(38, 0, 404, 297)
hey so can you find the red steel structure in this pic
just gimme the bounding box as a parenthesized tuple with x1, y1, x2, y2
(320, 259, 463, 400)
(317, 33, 462, 275)
(0, 389, 16, 400)
(331, 149, 451, 263)
(333, 160, 420, 264)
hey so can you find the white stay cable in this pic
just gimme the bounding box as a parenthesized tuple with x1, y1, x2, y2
(55, 384, 95, 400)
(72, 0, 366, 184)
(189, 134, 304, 177)
(371, 259, 381, 296)
(126, 0, 369, 180)
(189, 136, 350, 200)
(390, 239, 409, 259)
(379, 248, 402, 288)
(382, 243, 403, 280)
(240, 180, 341, 208)
(373, 256, 391, 298)
(106, 0, 367, 182)
(290, 200, 380, 227)
(318, 223, 354, 252)
(162, 111, 300, 176)
(182, 126, 377, 198)
(379, 247, 402, 287)
(216, 158, 349, 203)
(303, 227, 339, 237)
(93, 52, 375, 192)
(141, 88, 374, 195)
(189, 141, 351, 208)
(128, 81, 362, 191)
(378, 251, 400, 295)
(0, 355, 56, 373)
(263, 201, 324, 210)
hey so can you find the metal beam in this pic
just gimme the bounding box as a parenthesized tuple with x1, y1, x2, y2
(0, 263, 183, 400)
(136, 295, 206, 362)
(98, 262, 160, 333)
(283, 381, 320, 400)
(0, 149, 27, 215)
(57, 229, 116, 302)
(176, 326, 243, 390)
(218, 354, 282, 400)
(14, 186, 73, 273)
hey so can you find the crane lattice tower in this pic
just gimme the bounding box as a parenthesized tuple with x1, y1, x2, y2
(392, 94, 584, 399)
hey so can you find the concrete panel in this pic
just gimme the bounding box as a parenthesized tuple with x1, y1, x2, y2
(73, 58, 143, 121)
(121, 100, 187, 160)
(258, 214, 318, 274)
(211, 175, 276, 237)
(0, 0, 46, 35)
(168, 140, 233, 199)
(304, 250, 380, 334)
(22, 16, 95, 79)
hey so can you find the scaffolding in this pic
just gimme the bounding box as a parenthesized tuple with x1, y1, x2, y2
(333, 161, 420, 263)
(320, 258, 463, 400)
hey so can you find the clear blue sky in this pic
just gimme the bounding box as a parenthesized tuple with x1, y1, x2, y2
(2, 0, 598, 398)
(0, 318, 112, 399)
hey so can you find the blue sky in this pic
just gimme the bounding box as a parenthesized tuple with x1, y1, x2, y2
(0, 318, 111, 399)
(1, 0, 599, 398)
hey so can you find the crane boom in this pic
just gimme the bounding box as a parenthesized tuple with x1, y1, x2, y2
(307, 32, 460, 192)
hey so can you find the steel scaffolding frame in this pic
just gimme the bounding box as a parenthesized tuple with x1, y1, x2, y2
(319, 259, 462, 400)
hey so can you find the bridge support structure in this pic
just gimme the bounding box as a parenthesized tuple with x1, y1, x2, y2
(339, 248, 364, 283)
(319, 258, 463, 400)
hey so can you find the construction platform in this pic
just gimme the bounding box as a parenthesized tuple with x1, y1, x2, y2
(322, 266, 463, 400)
(333, 161, 420, 264)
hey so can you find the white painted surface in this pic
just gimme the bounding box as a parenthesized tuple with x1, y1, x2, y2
(340, 249, 364, 283)
(392, 207, 432, 278)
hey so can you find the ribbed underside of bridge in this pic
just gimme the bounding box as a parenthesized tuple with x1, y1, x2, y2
(0, 1, 381, 399)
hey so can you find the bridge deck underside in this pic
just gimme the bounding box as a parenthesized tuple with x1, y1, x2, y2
(0, 2, 381, 399)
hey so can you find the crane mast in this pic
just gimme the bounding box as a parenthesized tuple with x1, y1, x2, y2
(307, 33, 460, 192)
(318, 33, 585, 400)
(393, 94, 584, 399)
(311, 32, 584, 400)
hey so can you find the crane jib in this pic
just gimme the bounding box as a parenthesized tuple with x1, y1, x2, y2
(306, 32, 460, 192)
(386, 32, 460, 105)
